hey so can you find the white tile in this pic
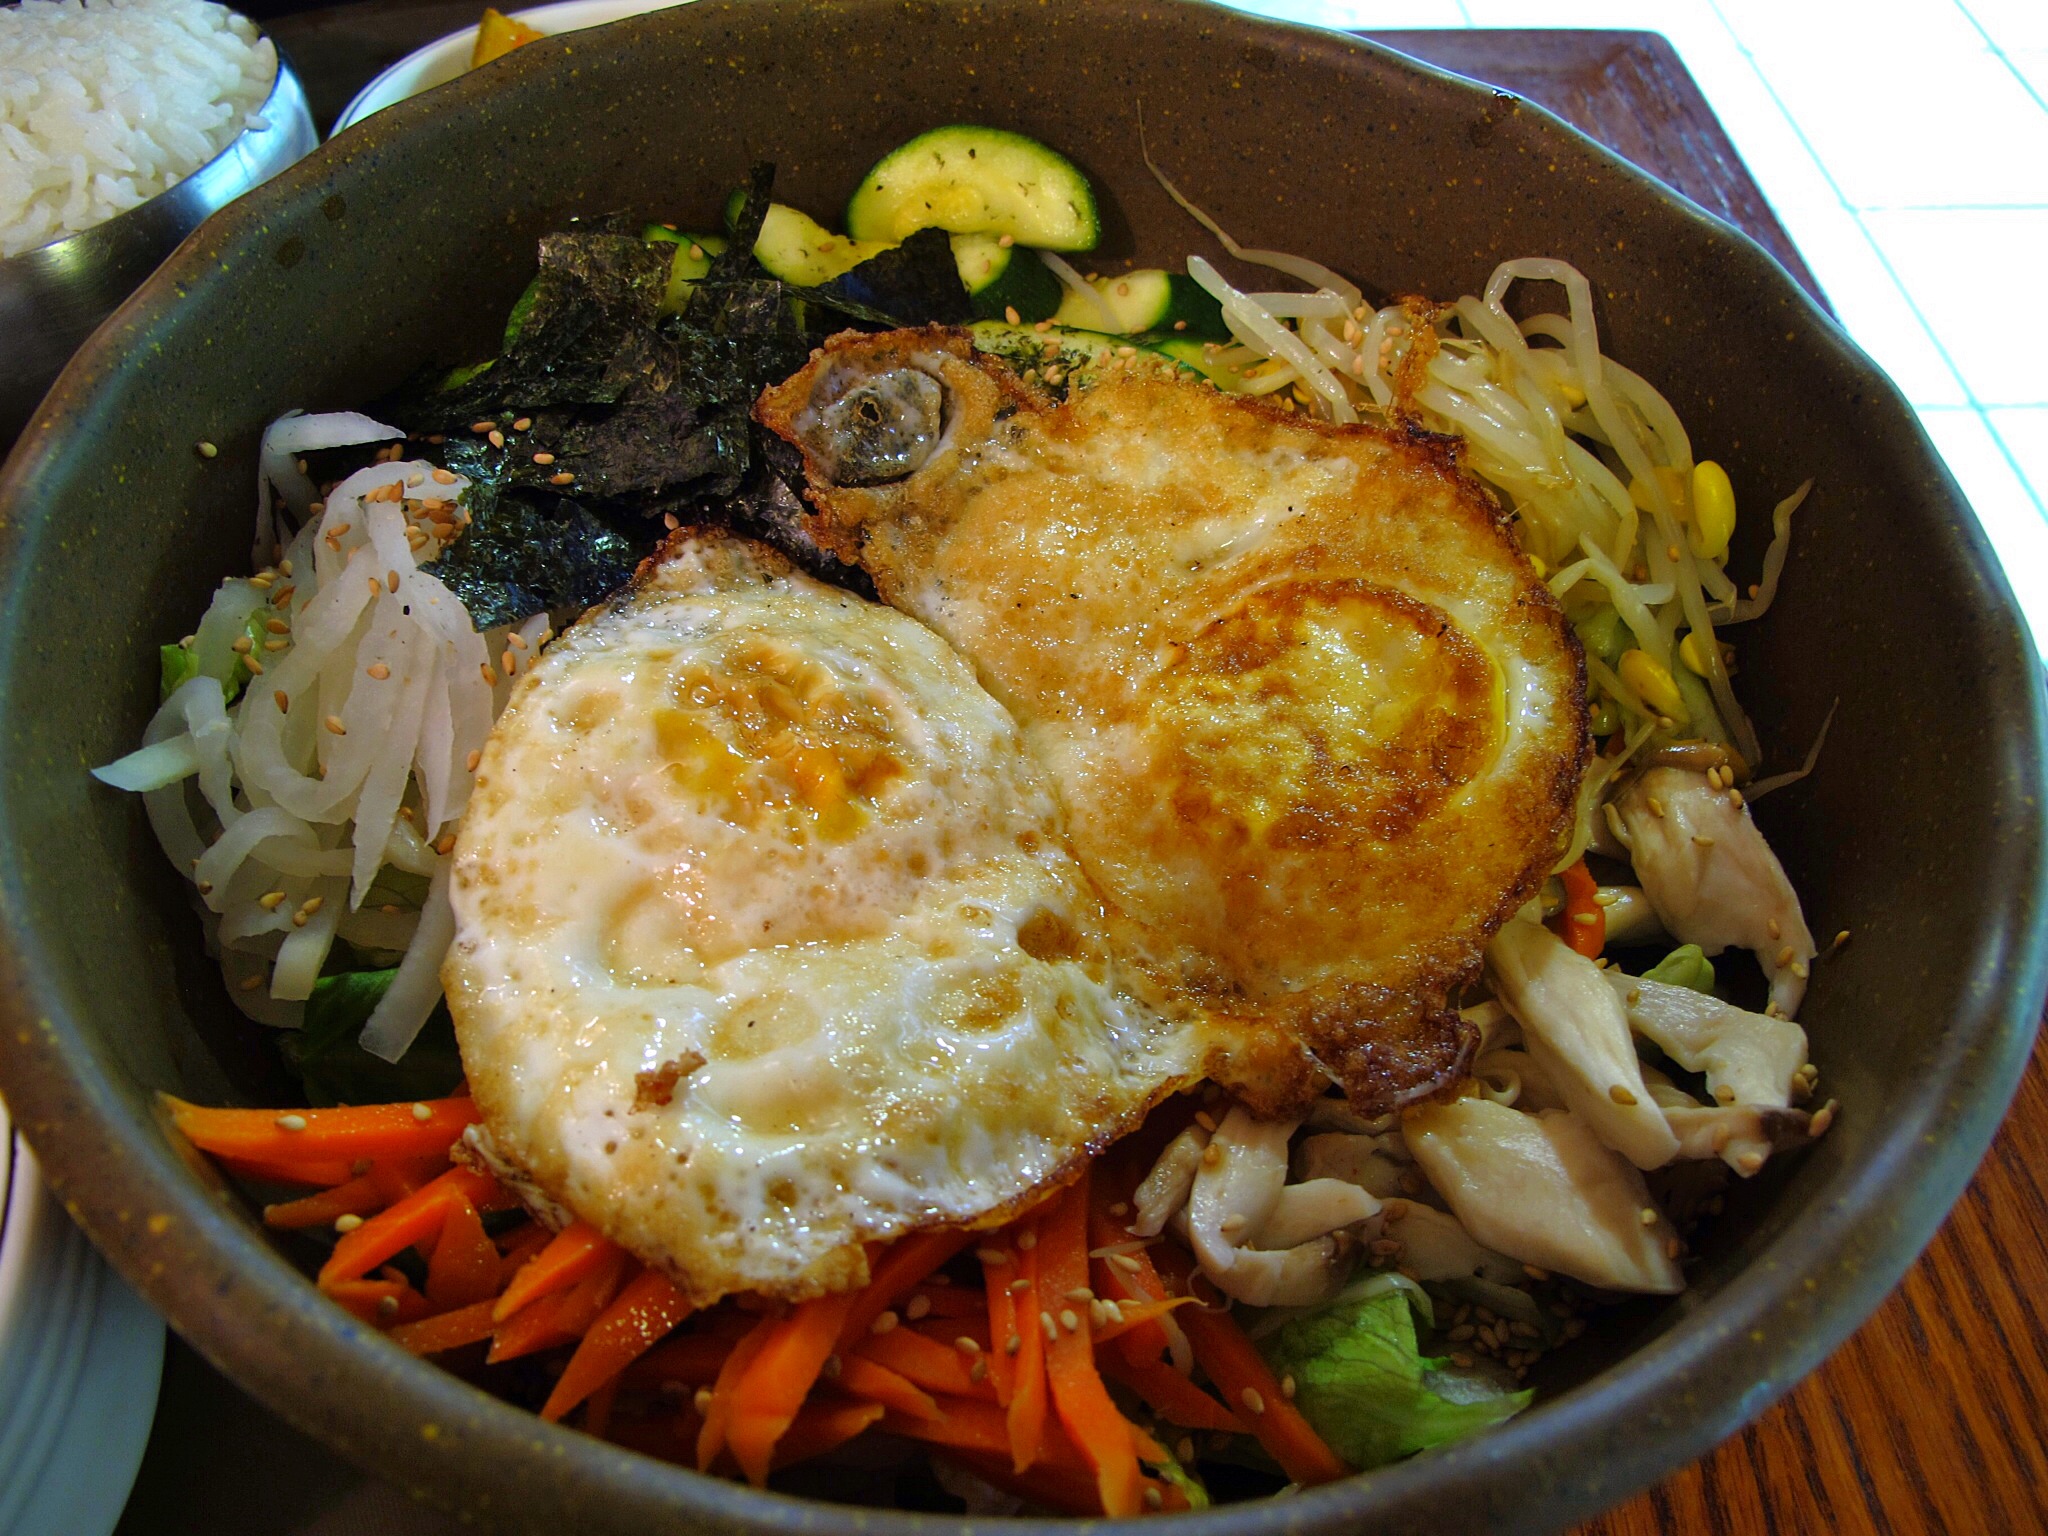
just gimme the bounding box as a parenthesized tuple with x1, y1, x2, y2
(1863, 208, 2048, 406)
(1918, 407, 2048, 654)
(1205, 0, 1470, 28)
(1743, 44, 2048, 208)
(1986, 406, 2048, 495)
(1958, 0, 2048, 52)
(2010, 48, 2048, 102)
(1771, 202, 1975, 406)
(1714, 0, 1990, 61)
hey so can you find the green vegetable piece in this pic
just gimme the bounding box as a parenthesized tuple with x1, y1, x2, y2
(846, 125, 1100, 251)
(642, 227, 728, 314)
(1260, 1289, 1530, 1471)
(1644, 943, 1716, 994)
(1053, 269, 1228, 340)
(280, 968, 464, 1108)
(952, 232, 1063, 323)
(1573, 604, 1629, 667)
(502, 274, 542, 349)
(159, 641, 199, 701)
(740, 200, 894, 287)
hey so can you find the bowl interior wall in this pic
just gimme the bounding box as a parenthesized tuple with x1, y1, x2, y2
(0, 3, 2041, 1532)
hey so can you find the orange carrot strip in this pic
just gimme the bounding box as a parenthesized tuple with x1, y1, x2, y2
(983, 1247, 1019, 1408)
(262, 1171, 388, 1229)
(493, 1219, 617, 1323)
(1098, 1352, 1243, 1433)
(489, 1245, 631, 1363)
(1091, 1296, 1196, 1346)
(425, 1195, 500, 1310)
(164, 1094, 478, 1166)
(389, 1298, 500, 1355)
(904, 1285, 985, 1320)
(217, 1154, 358, 1188)
(727, 1293, 859, 1485)
(1151, 1241, 1349, 1485)
(326, 1276, 432, 1326)
(697, 1314, 775, 1472)
(497, 1219, 554, 1269)
(1557, 857, 1605, 957)
(318, 1165, 504, 1288)
(541, 1269, 694, 1424)
(835, 1229, 977, 1348)
(911, 1316, 992, 1352)
(584, 1374, 622, 1439)
(1005, 1218, 1048, 1473)
(625, 1329, 750, 1387)
(1041, 1173, 1145, 1518)
(1088, 1209, 1183, 1370)
(856, 1326, 996, 1400)
(772, 1400, 885, 1469)
(836, 1354, 942, 1421)
(881, 1398, 1081, 1467)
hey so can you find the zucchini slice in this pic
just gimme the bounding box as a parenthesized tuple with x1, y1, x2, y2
(727, 200, 892, 288)
(846, 126, 1099, 252)
(966, 321, 1188, 396)
(951, 233, 1063, 323)
(1052, 269, 1229, 340)
(644, 226, 728, 314)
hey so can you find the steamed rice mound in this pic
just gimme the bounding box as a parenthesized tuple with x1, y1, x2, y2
(0, 0, 276, 259)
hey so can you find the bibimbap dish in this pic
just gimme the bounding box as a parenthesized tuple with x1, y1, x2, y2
(98, 127, 1841, 1514)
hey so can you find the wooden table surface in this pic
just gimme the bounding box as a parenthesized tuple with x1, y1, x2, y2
(106, 15, 2048, 1534)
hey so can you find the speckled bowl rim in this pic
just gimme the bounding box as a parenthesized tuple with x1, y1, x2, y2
(1, 3, 2044, 1533)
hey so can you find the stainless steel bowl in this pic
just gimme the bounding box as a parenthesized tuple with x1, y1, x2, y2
(0, 48, 317, 446)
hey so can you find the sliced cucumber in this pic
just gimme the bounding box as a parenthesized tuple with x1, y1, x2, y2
(951, 233, 1062, 323)
(1146, 335, 1246, 390)
(726, 201, 893, 287)
(644, 226, 727, 313)
(1052, 269, 1228, 340)
(847, 126, 1099, 252)
(966, 321, 1197, 396)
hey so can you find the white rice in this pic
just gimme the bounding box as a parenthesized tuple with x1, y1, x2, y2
(0, 0, 276, 259)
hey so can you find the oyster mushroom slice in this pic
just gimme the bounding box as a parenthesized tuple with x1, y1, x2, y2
(1616, 766, 1817, 1017)
(1404, 1098, 1684, 1294)
(1487, 918, 1680, 1170)
(1379, 1200, 1525, 1285)
(1292, 1131, 1411, 1199)
(1131, 1123, 1210, 1238)
(1258, 1178, 1382, 1251)
(1185, 1106, 1358, 1307)
(1605, 971, 1807, 1110)
(1664, 1103, 1814, 1175)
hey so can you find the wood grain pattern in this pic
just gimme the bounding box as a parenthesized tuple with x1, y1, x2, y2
(111, 18, 2041, 1535)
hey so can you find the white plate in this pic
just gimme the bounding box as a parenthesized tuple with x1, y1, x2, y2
(0, 1099, 163, 1536)
(333, 0, 696, 133)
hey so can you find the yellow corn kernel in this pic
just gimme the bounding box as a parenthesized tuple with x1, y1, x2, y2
(1627, 466, 1688, 515)
(1619, 648, 1688, 725)
(1527, 551, 1548, 579)
(1690, 460, 1736, 561)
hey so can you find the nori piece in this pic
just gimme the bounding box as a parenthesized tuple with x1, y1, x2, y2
(821, 228, 972, 324)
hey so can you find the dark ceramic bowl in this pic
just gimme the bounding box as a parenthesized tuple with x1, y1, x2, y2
(1, 2, 2043, 1531)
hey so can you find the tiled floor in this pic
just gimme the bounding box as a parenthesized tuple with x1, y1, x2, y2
(1216, 0, 2048, 654)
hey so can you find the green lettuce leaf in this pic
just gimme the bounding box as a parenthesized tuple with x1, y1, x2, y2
(279, 968, 463, 1108)
(159, 641, 199, 699)
(1644, 942, 1716, 993)
(1259, 1289, 1530, 1471)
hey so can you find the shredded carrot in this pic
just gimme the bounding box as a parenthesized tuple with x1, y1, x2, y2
(425, 1195, 501, 1310)
(542, 1269, 693, 1424)
(881, 1397, 1083, 1468)
(910, 1316, 991, 1352)
(217, 1154, 358, 1187)
(1557, 857, 1605, 957)
(389, 1298, 500, 1355)
(903, 1285, 985, 1320)
(493, 1219, 617, 1323)
(163, 1093, 478, 1166)
(1098, 1353, 1242, 1433)
(834, 1228, 975, 1347)
(1040, 1173, 1145, 1517)
(318, 1165, 506, 1289)
(855, 1324, 994, 1400)
(1088, 1207, 1187, 1371)
(773, 1400, 884, 1469)
(262, 1171, 388, 1229)
(1151, 1241, 1349, 1485)
(696, 1314, 775, 1471)
(982, 1244, 1019, 1407)
(1090, 1295, 1195, 1346)
(326, 1276, 431, 1326)
(836, 1354, 941, 1421)
(728, 1292, 857, 1485)
(625, 1327, 753, 1387)
(496, 1219, 555, 1270)
(488, 1245, 630, 1363)
(1005, 1216, 1048, 1472)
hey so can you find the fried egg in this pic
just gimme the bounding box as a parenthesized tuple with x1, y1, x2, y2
(444, 533, 1190, 1304)
(757, 329, 1588, 1116)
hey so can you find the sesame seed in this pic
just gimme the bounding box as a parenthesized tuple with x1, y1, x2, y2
(335, 1213, 364, 1233)
(550, 471, 575, 485)
(502, 649, 517, 675)
(324, 714, 347, 736)
(1240, 1387, 1265, 1415)
(1767, 917, 1783, 940)
(977, 1247, 1009, 1266)
(1194, 1111, 1217, 1132)
(432, 468, 457, 485)
(512, 417, 532, 432)
(1144, 1487, 1164, 1511)
(1103, 1299, 1124, 1324)
(275, 1113, 308, 1131)
(1008, 1278, 1031, 1294)
(367, 576, 381, 598)
(434, 833, 456, 856)
(1041, 1311, 1057, 1341)
(1064, 1286, 1094, 1303)
(1200, 1143, 1223, 1168)
(480, 662, 498, 686)
(1608, 1084, 1638, 1106)
(196, 440, 218, 458)
(1219, 1214, 1248, 1235)
(1572, 911, 1598, 926)
(1006, 1332, 1022, 1354)
(998, 233, 1015, 248)
(970, 1357, 988, 1383)
(1059, 1308, 1080, 1332)
(508, 632, 528, 650)
(1281, 1373, 1296, 1399)
(905, 1295, 931, 1320)
(1177, 1438, 1195, 1463)
(1715, 1084, 1737, 1104)
(954, 1335, 980, 1356)
(532, 452, 556, 466)
(367, 662, 391, 680)
(259, 890, 287, 910)
(1016, 1230, 1037, 1252)
(1004, 305, 1021, 325)
(385, 570, 400, 593)
(466, 750, 482, 772)
(273, 689, 290, 713)
(1111, 1253, 1142, 1273)
(263, 640, 288, 653)
(377, 1295, 400, 1318)
(411, 1102, 433, 1123)
(1728, 788, 1745, 807)
(1692, 834, 1715, 848)
(1790, 960, 1810, 980)
(298, 896, 324, 918)
(231, 637, 253, 654)
(694, 1388, 714, 1415)
(487, 430, 505, 448)
(1810, 1102, 1837, 1136)
(238, 974, 264, 991)
(870, 1311, 899, 1335)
